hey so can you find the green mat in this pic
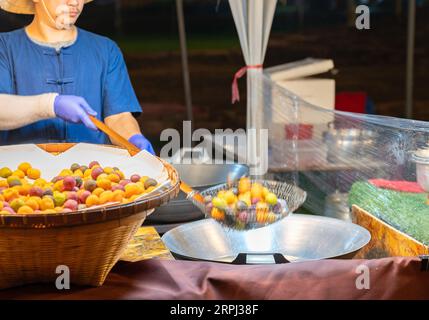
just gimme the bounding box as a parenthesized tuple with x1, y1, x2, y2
(349, 182, 429, 245)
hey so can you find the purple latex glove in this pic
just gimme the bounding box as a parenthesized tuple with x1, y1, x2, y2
(128, 134, 155, 155)
(54, 95, 98, 131)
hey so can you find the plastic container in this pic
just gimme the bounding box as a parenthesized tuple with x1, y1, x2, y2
(412, 148, 429, 192)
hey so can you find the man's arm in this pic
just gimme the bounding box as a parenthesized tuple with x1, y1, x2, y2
(104, 112, 140, 141)
(105, 112, 155, 154)
(0, 94, 98, 131)
(0, 93, 57, 130)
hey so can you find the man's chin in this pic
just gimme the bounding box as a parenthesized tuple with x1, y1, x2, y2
(66, 15, 79, 25)
(54, 16, 79, 30)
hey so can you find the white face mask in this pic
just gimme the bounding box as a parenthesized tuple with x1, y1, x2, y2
(40, 0, 74, 30)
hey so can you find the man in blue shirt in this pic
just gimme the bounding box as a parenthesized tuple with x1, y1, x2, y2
(0, 0, 155, 154)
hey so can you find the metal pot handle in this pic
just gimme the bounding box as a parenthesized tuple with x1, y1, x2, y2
(232, 253, 290, 264)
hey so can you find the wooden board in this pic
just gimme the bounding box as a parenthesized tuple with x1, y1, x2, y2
(352, 205, 429, 259)
(121, 226, 174, 262)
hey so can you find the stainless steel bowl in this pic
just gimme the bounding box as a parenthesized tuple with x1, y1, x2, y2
(324, 127, 377, 163)
(324, 191, 351, 222)
(162, 214, 371, 264)
(146, 163, 249, 224)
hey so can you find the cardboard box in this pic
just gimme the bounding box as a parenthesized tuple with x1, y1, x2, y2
(265, 58, 335, 140)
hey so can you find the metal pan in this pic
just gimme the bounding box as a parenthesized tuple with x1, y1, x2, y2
(162, 214, 371, 264)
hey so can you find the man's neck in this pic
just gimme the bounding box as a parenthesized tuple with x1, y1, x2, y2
(25, 17, 77, 44)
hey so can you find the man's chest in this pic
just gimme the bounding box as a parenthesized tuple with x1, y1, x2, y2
(11, 49, 105, 96)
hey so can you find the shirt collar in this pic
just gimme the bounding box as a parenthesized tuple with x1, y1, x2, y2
(21, 27, 80, 55)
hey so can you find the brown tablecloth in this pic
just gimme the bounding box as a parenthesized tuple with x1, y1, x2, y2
(0, 257, 428, 300)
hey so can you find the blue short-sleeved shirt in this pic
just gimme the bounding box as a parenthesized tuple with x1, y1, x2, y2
(0, 28, 142, 145)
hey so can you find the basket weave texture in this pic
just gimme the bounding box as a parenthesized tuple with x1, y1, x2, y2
(0, 143, 180, 289)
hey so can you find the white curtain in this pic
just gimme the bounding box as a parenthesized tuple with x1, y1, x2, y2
(229, 0, 277, 176)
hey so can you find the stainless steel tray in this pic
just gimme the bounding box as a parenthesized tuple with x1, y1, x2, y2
(162, 214, 371, 264)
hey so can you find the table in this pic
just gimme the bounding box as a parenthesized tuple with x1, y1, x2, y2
(120, 226, 174, 262)
(0, 227, 428, 299)
(0, 257, 428, 299)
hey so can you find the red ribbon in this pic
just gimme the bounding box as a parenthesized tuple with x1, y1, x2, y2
(231, 64, 263, 104)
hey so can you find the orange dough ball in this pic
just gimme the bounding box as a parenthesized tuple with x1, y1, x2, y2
(211, 207, 225, 221)
(103, 167, 114, 174)
(92, 187, 105, 197)
(0, 179, 8, 188)
(53, 180, 64, 192)
(27, 168, 41, 180)
(85, 195, 100, 207)
(13, 170, 25, 179)
(3, 189, 19, 202)
(84, 169, 92, 178)
(139, 176, 149, 184)
(112, 190, 125, 202)
(25, 198, 40, 211)
(124, 183, 140, 198)
(18, 184, 32, 196)
(18, 162, 32, 175)
(29, 196, 43, 208)
(250, 183, 264, 200)
(33, 178, 48, 187)
(97, 178, 112, 191)
(116, 171, 125, 180)
(17, 205, 34, 214)
(107, 173, 120, 183)
(72, 169, 84, 178)
(40, 197, 55, 211)
(59, 169, 73, 177)
(238, 177, 251, 194)
(224, 190, 236, 205)
(99, 190, 113, 204)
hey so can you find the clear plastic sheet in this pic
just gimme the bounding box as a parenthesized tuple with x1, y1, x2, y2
(254, 73, 429, 245)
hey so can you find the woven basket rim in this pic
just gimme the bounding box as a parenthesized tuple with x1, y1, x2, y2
(0, 143, 180, 229)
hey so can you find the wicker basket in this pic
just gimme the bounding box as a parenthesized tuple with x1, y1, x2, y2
(0, 143, 180, 289)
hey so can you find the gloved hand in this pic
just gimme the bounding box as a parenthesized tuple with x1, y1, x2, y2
(54, 95, 98, 131)
(128, 133, 155, 155)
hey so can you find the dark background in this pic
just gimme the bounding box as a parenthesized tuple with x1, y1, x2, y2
(1, 0, 428, 148)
